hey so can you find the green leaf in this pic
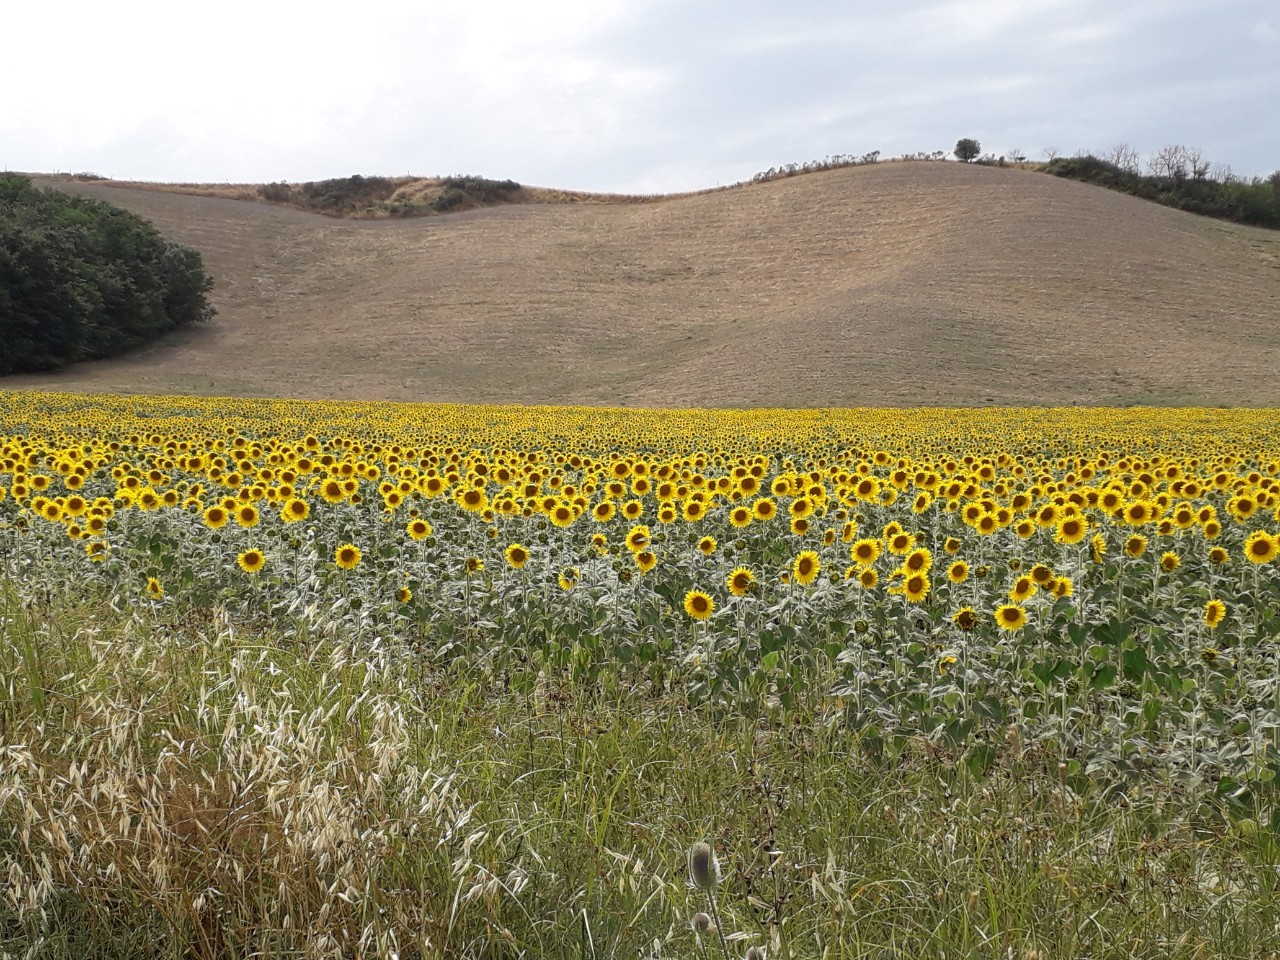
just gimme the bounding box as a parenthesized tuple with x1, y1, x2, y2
(1090, 663, 1117, 689)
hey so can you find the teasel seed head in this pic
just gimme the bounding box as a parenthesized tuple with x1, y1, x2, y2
(688, 841, 720, 889)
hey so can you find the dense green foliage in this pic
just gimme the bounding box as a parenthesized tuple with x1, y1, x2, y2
(0, 176, 214, 375)
(1045, 155, 1280, 230)
(953, 138, 981, 163)
(258, 174, 523, 217)
(423, 175, 523, 215)
(295, 174, 397, 213)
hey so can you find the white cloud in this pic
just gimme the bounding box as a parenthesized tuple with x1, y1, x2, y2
(2, 0, 1277, 189)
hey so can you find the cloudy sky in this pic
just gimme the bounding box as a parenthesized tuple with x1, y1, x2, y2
(4, 0, 1277, 193)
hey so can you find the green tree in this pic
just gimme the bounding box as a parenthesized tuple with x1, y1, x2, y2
(954, 138, 981, 163)
(0, 176, 214, 375)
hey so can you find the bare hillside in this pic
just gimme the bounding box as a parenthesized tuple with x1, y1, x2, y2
(8, 162, 1280, 407)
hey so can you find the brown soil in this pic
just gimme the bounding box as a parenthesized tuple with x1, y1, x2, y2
(8, 162, 1280, 407)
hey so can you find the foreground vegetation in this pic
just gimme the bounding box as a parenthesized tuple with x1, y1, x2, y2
(0, 177, 215, 375)
(2, 392, 1279, 958)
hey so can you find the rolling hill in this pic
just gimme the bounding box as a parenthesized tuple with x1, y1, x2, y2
(7, 162, 1280, 407)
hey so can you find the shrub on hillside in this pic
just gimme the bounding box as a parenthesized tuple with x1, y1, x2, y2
(0, 175, 215, 375)
(259, 181, 293, 203)
(1045, 155, 1280, 229)
(441, 175, 521, 200)
(296, 175, 397, 214)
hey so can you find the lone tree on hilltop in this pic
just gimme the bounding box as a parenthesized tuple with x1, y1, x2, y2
(954, 138, 981, 163)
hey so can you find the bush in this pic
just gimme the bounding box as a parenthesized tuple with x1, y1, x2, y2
(429, 188, 467, 213)
(441, 175, 521, 200)
(296, 175, 397, 214)
(0, 175, 215, 375)
(1045, 155, 1280, 230)
(258, 182, 292, 204)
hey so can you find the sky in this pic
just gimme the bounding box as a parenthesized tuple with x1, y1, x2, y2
(3, 0, 1277, 194)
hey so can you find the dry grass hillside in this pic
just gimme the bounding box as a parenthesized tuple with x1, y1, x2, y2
(9, 162, 1280, 407)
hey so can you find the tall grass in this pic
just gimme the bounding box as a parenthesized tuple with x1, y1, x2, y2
(3, 585, 1278, 959)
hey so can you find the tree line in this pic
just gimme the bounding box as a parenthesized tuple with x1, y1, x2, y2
(0, 175, 215, 375)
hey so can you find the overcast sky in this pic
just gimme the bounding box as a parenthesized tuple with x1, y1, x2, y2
(3, 0, 1277, 193)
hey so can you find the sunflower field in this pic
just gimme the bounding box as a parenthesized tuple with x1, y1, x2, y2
(3, 390, 1280, 958)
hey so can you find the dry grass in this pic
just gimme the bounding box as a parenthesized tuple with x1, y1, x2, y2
(10, 162, 1280, 407)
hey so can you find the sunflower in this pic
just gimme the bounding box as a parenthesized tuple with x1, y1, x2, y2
(752, 498, 778, 521)
(465, 556, 484, 574)
(1159, 551, 1180, 573)
(1124, 535, 1147, 558)
(281, 497, 309, 523)
(550, 503, 575, 528)
(726, 566, 756, 597)
(886, 532, 915, 556)
(1055, 515, 1088, 545)
(994, 603, 1027, 631)
(1030, 564, 1053, 585)
(903, 547, 933, 574)
(237, 549, 266, 574)
(858, 567, 879, 589)
(593, 500, 616, 523)
(1009, 576, 1037, 602)
(1208, 546, 1229, 565)
(698, 536, 717, 556)
(937, 654, 958, 675)
(1203, 599, 1227, 629)
(85, 540, 108, 561)
(944, 537, 961, 555)
(682, 500, 707, 522)
(952, 607, 979, 631)
(396, 586, 413, 603)
(505, 543, 530, 569)
(145, 577, 163, 600)
(1243, 530, 1279, 565)
(235, 503, 259, 528)
(792, 551, 821, 585)
(335, 543, 362, 570)
(729, 505, 752, 528)
(947, 560, 969, 584)
(1051, 576, 1073, 599)
(683, 590, 715, 621)
(1228, 494, 1257, 523)
(850, 538, 881, 565)
(626, 524, 651, 554)
(407, 518, 432, 540)
(1202, 519, 1222, 540)
(902, 573, 930, 603)
(1014, 520, 1036, 539)
(1123, 500, 1154, 526)
(454, 487, 485, 514)
(789, 516, 811, 536)
(320, 478, 346, 503)
(635, 550, 657, 574)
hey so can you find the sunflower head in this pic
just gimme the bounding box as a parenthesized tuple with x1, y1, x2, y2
(683, 590, 715, 621)
(792, 550, 821, 585)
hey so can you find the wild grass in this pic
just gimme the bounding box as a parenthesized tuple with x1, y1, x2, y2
(3, 583, 1278, 959)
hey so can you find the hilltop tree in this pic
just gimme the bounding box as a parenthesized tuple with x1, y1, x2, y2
(954, 138, 981, 163)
